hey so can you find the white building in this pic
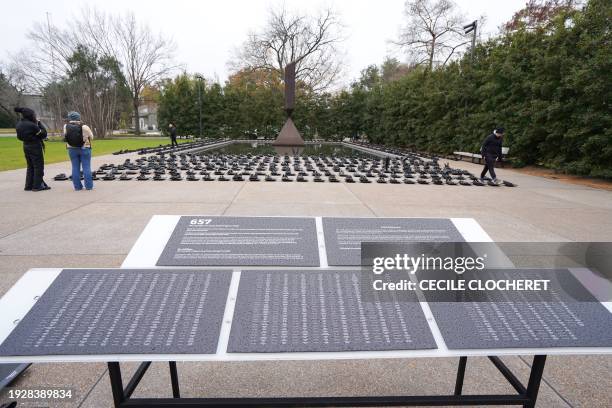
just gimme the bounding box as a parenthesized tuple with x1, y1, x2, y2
(132, 102, 158, 131)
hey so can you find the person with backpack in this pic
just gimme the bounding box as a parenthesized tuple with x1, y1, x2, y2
(64, 111, 94, 191)
(480, 127, 505, 185)
(168, 123, 178, 147)
(15, 107, 50, 191)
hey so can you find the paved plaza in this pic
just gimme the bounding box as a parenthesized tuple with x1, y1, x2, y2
(1, 151, 611, 407)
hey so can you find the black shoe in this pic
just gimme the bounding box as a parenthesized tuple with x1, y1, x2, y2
(24, 187, 32, 191)
(32, 185, 51, 191)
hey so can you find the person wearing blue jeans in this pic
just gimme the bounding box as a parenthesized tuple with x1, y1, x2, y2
(64, 111, 94, 191)
(68, 147, 93, 190)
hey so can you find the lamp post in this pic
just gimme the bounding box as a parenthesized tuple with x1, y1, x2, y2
(463, 20, 478, 61)
(195, 74, 204, 138)
(462, 21, 478, 139)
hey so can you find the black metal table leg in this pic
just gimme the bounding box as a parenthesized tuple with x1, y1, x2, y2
(124, 362, 152, 399)
(108, 362, 126, 408)
(454, 356, 468, 396)
(488, 357, 526, 395)
(104, 355, 547, 407)
(169, 361, 181, 398)
(523, 355, 547, 408)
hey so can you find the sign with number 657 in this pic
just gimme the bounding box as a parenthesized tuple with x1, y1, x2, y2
(190, 218, 212, 225)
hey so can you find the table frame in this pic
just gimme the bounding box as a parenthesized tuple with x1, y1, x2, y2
(2, 214, 609, 407)
(106, 355, 547, 407)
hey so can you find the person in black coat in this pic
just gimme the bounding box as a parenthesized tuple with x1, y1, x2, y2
(480, 127, 504, 183)
(15, 107, 50, 191)
(168, 123, 178, 148)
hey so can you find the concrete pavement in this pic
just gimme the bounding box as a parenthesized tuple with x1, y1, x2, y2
(0, 151, 611, 407)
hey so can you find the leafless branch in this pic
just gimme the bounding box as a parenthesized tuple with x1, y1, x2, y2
(230, 5, 345, 92)
(392, 0, 468, 70)
(11, 7, 179, 134)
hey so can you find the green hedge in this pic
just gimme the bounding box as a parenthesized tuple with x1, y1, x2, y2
(344, 0, 611, 178)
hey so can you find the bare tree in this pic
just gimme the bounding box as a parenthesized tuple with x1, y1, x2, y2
(72, 9, 177, 135)
(11, 8, 177, 135)
(17, 20, 78, 131)
(393, 0, 468, 70)
(231, 6, 344, 92)
(105, 13, 177, 135)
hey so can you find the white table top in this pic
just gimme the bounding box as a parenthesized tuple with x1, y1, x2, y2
(1, 216, 610, 364)
(0, 267, 610, 364)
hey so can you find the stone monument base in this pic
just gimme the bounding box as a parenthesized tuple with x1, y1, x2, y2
(272, 117, 305, 146)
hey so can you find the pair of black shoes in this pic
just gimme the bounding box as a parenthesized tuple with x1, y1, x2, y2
(26, 182, 51, 192)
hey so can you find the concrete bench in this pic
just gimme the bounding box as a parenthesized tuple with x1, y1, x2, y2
(454, 147, 510, 167)
(453, 151, 483, 164)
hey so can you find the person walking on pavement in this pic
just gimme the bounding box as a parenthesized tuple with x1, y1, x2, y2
(64, 111, 94, 191)
(15, 107, 50, 191)
(169, 123, 178, 148)
(480, 127, 505, 184)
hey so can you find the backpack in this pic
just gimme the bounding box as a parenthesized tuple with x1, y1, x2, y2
(16, 120, 38, 144)
(65, 123, 84, 147)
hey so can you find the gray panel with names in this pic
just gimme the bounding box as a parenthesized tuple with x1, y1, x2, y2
(157, 216, 320, 266)
(0, 269, 231, 356)
(323, 217, 465, 266)
(426, 269, 612, 349)
(228, 270, 437, 352)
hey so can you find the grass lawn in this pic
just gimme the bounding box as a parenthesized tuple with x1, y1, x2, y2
(0, 137, 186, 171)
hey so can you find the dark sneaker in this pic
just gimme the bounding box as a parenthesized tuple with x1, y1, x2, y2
(32, 185, 51, 191)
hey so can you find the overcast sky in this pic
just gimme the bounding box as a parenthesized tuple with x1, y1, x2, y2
(0, 0, 525, 86)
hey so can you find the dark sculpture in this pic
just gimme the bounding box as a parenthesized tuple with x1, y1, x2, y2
(273, 62, 305, 147)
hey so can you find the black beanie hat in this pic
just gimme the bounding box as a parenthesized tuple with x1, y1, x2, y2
(14, 107, 36, 122)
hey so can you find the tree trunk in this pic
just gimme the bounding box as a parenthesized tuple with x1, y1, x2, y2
(429, 38, 435, 72)
(133, 98, 141, 135)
